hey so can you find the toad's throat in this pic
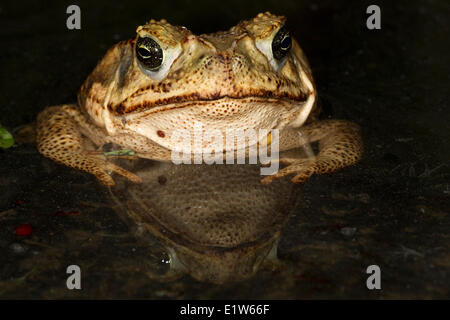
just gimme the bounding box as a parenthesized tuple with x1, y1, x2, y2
(110, 91, 308, 115)
(117, 97, 310, 154)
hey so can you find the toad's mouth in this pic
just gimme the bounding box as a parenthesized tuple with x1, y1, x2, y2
(109, 92, 308, 115)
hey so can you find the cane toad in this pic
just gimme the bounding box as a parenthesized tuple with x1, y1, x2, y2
(36, 12, 362, 186)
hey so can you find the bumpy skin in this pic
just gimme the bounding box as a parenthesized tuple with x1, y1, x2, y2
(112, 160, 297, 283)
(36, 12, 362, 186)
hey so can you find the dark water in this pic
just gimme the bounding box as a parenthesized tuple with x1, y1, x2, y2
(0, 0, 449, 298)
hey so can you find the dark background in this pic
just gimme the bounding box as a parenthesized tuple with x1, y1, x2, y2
(0, 0, 449, 298)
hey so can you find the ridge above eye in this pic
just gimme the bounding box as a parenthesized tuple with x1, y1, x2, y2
(136, 36, 164, 71)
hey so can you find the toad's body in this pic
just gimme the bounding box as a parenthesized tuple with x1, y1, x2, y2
(36, 12, 362, 186)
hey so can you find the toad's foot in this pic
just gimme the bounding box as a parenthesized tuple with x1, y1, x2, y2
(261, 158, 316, 184)
(261, 120, 363, 184)
(36, 105, 142, 186)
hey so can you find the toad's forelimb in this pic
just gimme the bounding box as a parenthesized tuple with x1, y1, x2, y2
(261, 120, 363, 184)
(36, 105, 142, 186)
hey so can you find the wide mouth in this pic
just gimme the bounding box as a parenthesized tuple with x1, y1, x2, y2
(171, 233, 280, 284)
(110, 93, 307, 115)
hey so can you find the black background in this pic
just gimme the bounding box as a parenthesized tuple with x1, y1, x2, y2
(0, 0, 449, 299)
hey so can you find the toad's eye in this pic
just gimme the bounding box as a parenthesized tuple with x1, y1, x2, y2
(136, 37, 163, 70)
(272, 26, 291, 60)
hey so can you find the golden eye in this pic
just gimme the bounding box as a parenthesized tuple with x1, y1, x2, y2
(136, 37, 163, 70)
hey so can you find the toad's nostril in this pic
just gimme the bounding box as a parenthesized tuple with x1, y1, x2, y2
(217, 54, 225, 64)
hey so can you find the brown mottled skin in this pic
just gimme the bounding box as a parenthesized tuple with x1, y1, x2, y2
(111, 160, 297, 283)
(36, 12, 362, 186)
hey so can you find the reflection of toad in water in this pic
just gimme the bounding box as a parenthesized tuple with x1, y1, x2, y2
(109, 153, 305, 284)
